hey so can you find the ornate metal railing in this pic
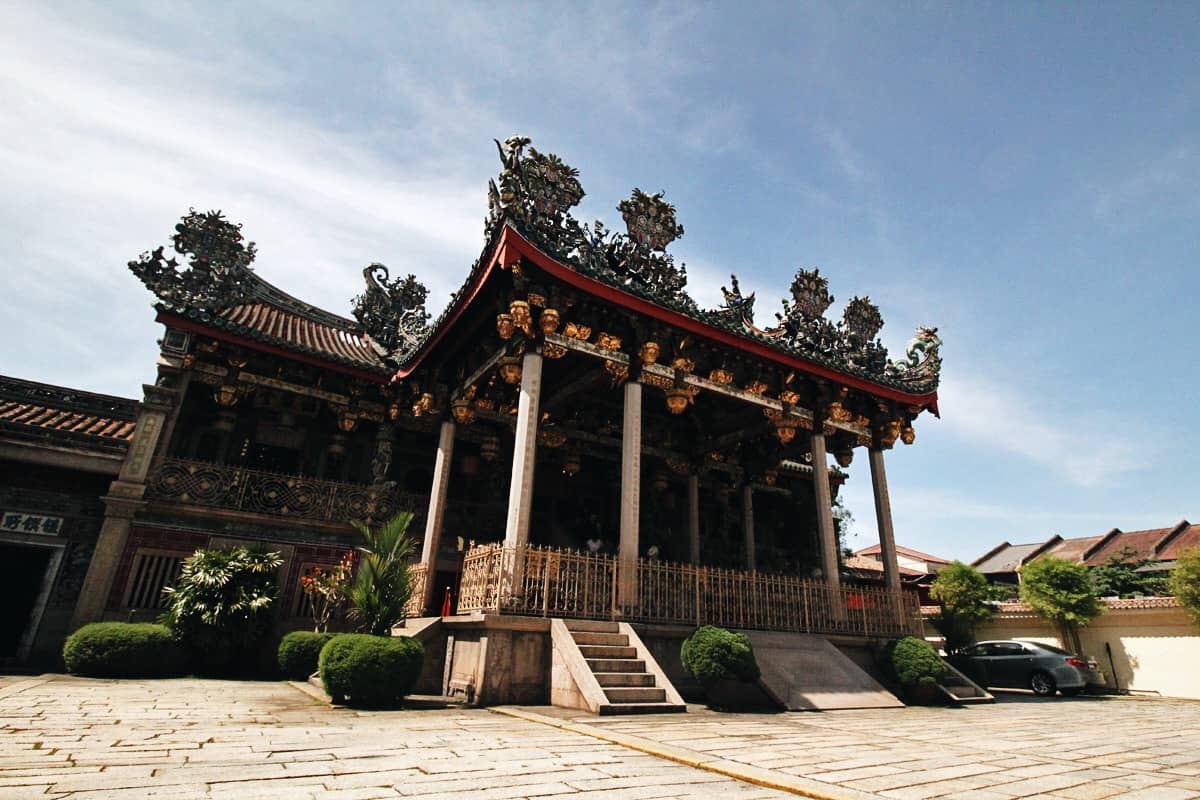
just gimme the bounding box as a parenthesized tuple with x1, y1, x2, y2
(146, 457, 425, 524)
(402, 564, 428, 618)
(456, 543, 922, 638)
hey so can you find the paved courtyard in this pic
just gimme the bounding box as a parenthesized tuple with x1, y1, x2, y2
(2, 676, 1200, 800)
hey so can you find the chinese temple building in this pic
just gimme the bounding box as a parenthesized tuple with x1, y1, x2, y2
(7, 136, 943, 708)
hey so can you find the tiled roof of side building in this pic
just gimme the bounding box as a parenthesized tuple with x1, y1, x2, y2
(0, 375, 138, 445)
(1157, 523, 1200, 560)
(1044, 535, 1104, 562)
(1082, 527, 1177, 566)
(972, 542, 1045, 575)
(854, 543, 951, 564)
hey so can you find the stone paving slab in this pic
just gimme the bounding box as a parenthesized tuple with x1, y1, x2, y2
(5, 676, 1200, 799)
(528, 692, 1200, 799)
(0, 676, 792, 799)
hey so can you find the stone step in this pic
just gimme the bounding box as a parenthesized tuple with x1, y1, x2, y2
(598, 701, 687, 716)
(593, 672, 656, 687)
(604, 686, 666, 703)
(564, 619, 621, 633)
(571, 631, 629, 647)
(586, 658, 645, 673)
(578, 644, 637, 659)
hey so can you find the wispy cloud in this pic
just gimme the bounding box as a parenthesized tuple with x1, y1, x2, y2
(936, 373, 1151, 488)
(1091, 145, 1200, 226)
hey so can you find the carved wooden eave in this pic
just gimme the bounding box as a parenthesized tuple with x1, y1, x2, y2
(392, 224, 939, 417)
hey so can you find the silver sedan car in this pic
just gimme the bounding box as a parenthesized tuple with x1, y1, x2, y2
(957, 640, 1102, 696)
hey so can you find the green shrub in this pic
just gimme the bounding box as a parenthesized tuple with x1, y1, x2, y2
(680, 625, 760, 683)
(891, 636, 945, 686)
(63, 622, 184, 678)
(161, 546, 282, 676)
(318, 634, 424, 706)
(278, 631, 335, 681)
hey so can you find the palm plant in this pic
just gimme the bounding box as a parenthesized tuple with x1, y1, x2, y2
(161, 546, 282, 675)
(347, 512, 418, 635)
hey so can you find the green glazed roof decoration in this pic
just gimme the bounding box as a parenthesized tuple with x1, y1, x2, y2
(128, 209, 257, 310)
(350, 264, 431, 357)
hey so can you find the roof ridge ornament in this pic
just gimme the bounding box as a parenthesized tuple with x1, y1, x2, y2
(889, 326, 943, 387)
(351, 264, 430, 358)
(714, 274, 756, 326)
(128, 209, 256, 310)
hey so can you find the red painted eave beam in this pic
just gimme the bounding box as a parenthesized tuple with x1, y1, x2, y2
(393, 225, 939, 414)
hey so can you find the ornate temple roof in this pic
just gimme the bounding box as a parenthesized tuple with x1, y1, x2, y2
(386, 136, 942, 411)
(127, 139, 943, 412)
(0, 374, 137, 454)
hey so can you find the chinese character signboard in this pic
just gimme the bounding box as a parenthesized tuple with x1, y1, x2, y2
(1, 511, 64, 536)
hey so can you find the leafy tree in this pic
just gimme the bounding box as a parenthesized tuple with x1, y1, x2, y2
(161, 546, 282, 675)
(1170, 547, 1200, 626)
(347, 512, 417, 635)
(929, 561, 996, 653)
(1019, 556, 1102, 654)
(1091, 545, 1168, 598)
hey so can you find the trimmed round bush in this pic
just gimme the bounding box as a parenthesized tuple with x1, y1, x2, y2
(318, 634, 424, 706)
(891, 636, 945, 686)
(63, 622, 184, 678)
(278, 631, 335, 681)
(680, 625, 760, 683)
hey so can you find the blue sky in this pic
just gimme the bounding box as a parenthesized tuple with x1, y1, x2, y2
(2, 2, 1197, 561)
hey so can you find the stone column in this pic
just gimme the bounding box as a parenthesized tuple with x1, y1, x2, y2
(687, 474, 701, 564)
(503, 351, 542, 549)
(742, 484, 756, 572)
(809, 429, 843, 596)
(869, 447, 903, 598)
(72, 384, 176, 628)
(618, 380, 642, 608)
(420, 420, 455, 612)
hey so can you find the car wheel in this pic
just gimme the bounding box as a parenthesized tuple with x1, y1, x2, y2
(1030, 671, 1056, 697)
(1060, 687, 1083, 697)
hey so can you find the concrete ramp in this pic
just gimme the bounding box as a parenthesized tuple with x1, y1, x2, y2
(743, 631, 904, 710)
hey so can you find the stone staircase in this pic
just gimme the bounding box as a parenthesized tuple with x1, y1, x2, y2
(551, 619, 686, 715)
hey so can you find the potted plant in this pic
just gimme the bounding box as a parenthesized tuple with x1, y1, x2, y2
(891, 636, 945, 705)
(680, 625, 770, 710)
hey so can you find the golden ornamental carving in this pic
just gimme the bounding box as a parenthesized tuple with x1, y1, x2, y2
(473, 396, 496, 413)
(387, 401, 402, 421)
(835, 449, 854, 468)
(496, 312, 515, 340)
(498, 356, 523, 385)
(596, 332, 621, 351)
(762, 469, 778, 486)
(827, 401, 854, 423)
(411, 392, 435, 417)
(641, 372, 673, 390)
(451, 398, 475, 425)
(880, 419, 902, 448)
(213, 383, 241, 407)
(638, 341, 660, 365)
(181, 353, 196, 369)
(671, 356, 695, 374)
(779, 389, 801, 406)
(901, 425, 916, 445)
(543, 343, 568, 360)
(665, 385, 697, 414)
(854, 414, 872, 428)
(605, 362, 629, 383)
(509, 300, 532, 335)
(527, 292, 546, 308)
(539, 308, 560, 335)
(745, 379, 769, 395)
(563, 322, 592, 341)
(707, 367, 734, 385)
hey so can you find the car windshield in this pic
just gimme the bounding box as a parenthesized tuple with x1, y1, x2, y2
(1025, 641, 1073, 655)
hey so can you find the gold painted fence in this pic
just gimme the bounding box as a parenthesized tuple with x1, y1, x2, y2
(456, 543, 921, 637)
